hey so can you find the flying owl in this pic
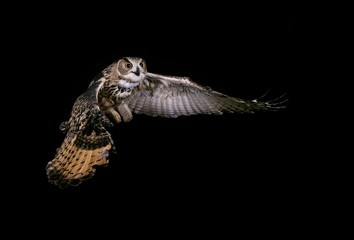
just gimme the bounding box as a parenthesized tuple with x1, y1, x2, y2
(46, 57, 286, 188)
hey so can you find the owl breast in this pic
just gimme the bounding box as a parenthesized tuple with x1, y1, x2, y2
(99, 81, 137, 108)
(98, 80, 138, 123)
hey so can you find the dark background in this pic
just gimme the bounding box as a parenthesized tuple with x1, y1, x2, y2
(5, 4, 310, 230)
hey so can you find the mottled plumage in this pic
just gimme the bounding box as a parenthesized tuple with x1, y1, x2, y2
(46, 57, 286, 188)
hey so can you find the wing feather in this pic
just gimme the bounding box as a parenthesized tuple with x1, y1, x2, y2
(160, 93, 169, 118)
(133, 93, 145, 112)
(46, 80, 115, 188)
(181, 94, 193, 115)
(195, 92, 212, 114)
(154, 89, 163, 116)
(150, 95, 160, 117)
(124, 73, 285, 118)
(186, 93, 201, 114)
(172, 94, 180, 117)
(126, 91, 140, 110)
(176, 94, 186, 116)
(142, 92, 153, 115)
(165, 94, 175, 117)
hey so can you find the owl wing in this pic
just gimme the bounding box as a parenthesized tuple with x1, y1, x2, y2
(46, 80, 115, 189)
(124, 73, 286, 118)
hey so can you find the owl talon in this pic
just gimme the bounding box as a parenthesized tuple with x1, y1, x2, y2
(117, 103, 133, 122)
(105, 108, 122, 124)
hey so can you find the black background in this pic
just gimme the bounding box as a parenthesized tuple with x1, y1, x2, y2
(5, 4, 310, 231)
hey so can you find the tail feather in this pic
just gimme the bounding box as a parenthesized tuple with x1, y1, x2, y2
(46, 134, 112, 188)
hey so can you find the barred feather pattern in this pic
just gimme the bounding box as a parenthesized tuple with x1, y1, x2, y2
(124, 73, 286, 118)
(46, 81, 115, 188)
(46, 132, 112, 188)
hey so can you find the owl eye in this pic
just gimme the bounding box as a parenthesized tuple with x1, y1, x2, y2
(139, 62, 145, 68)
(124, 62, 133, 69)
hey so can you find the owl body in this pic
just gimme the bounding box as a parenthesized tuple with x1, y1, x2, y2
(46, 57, 286, 188)
(97, 78, 136, 123)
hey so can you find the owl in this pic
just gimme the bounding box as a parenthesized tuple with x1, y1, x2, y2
(46, 57, 286, 188)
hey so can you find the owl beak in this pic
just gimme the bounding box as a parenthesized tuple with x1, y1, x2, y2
(132, 67, 140, 76)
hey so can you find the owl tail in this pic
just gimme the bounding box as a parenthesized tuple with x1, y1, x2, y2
(46, 132, 114, 189)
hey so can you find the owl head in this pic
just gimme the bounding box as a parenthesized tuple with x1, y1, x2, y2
(116, 57, 147, 83)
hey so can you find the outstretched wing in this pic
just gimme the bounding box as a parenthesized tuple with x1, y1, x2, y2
(46, 80, 115, 189)
(124, 73, 286, 118)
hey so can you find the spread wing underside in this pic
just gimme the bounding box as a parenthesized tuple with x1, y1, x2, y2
(124, 73, 286, 118)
